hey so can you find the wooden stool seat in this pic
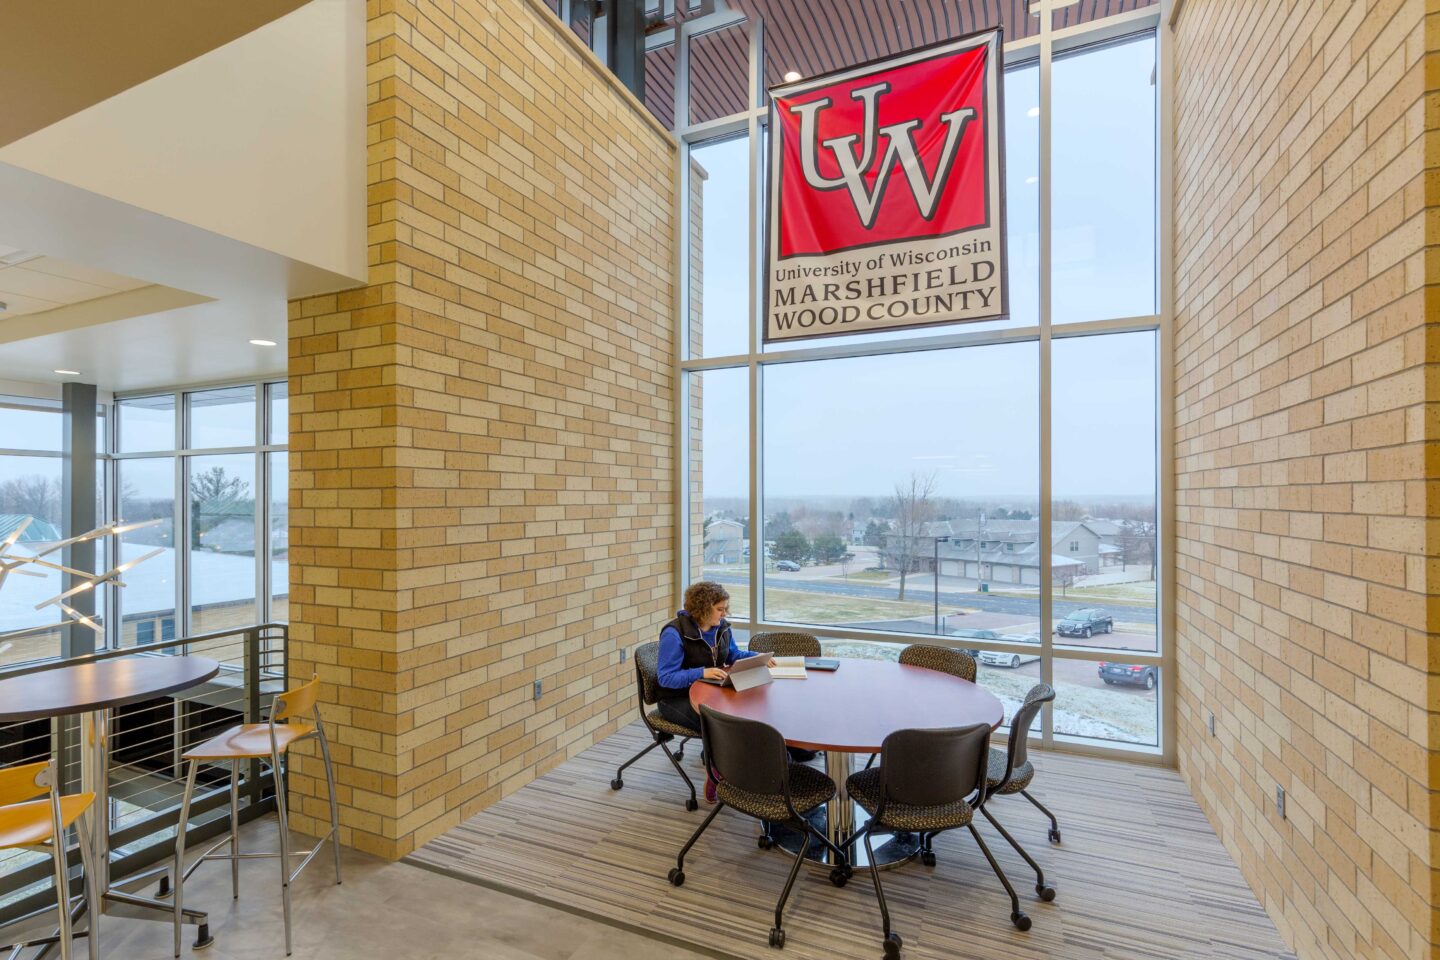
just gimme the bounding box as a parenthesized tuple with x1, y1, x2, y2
(0, 793, 94, 849)
(182, 723, 316, 761)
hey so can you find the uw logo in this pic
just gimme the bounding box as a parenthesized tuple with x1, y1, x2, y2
(788, 81, 976, 230)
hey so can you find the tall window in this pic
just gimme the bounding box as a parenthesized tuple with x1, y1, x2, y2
(0, 399, 65, 665)
(675, 8, 1165, 756)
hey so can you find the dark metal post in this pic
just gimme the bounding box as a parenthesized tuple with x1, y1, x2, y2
(61, 381, 98, 658)
(246, 626, 263, 805)
(605, 0, 646, 99)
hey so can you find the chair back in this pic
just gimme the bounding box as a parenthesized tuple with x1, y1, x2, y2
(0, 760, 52, 808)
(1006, 683, 1054, 774)
(879, 723, 989, 808)
(274, 674, 322, 722)
(633, 640, 663, 706)
(747, 632, 821, 658)
(699, 705, 790, 797)
(899, 643, 976, 682)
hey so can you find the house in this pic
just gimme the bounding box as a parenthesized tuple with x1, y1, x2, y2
(703, 518, 744, 564)
(886, 518, 1105, 586)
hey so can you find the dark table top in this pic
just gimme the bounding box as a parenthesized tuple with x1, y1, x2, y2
(0, 655, 221, 722)
(690, 658, 1004, 753)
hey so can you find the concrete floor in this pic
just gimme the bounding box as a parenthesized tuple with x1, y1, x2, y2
(7, 819, 714, 960)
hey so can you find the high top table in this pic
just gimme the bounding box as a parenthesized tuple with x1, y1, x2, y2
(691, 658, 1004, 868)
(0, 654, 221, 947)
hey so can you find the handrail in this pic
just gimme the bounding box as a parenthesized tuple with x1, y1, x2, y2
(0, 621, 289, 678)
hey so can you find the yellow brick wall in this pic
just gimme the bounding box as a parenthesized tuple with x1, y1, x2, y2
(287, 0, 676, 859)
(1172, 2, 1436, 957)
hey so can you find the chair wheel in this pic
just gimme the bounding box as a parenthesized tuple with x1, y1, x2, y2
(674, 748, 685, 761)
(758, 835, 774, 849)
(667, 868, 685, 887)
(610, 778, 623, 791)
(883, 932, 902, 959)
(685, 797, 699, 812)
(1037, 884, 1056, 902)
(768, 927, 786, 949)
(920, 850, 936, 867)
(1048, 828, 1061, 844)
(829, 867, 848, 887)
(1012, 912, 1031, 931)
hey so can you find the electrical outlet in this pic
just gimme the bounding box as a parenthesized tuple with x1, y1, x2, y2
(533, 680, 543, 701)
(620, 647, 627, 663)
(1208, 712, 1216, 736)
(1275, 785, 1286, 819)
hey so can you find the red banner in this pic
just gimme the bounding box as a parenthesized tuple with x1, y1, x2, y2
(766, 29, 1006, 342)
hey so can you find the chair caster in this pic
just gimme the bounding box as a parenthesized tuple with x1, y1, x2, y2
(1037, 883, 1056, 902)
(920, 850, 936, 867)
(610, 777, 624, 791)
(829, 867, 849, 887)
(882, 932, 902, 959)
(1011, 912, 1031, 931)
(674, 747, 685, 761)
(1047, 827, 1061, 844)
(768, 927, 786, 949)
(156, 874, 172, 898)
(685, 797, 699, 812)
(758, 834, 774, 850)
(667, 868, 685, 887)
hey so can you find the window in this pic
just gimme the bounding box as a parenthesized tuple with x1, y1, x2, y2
(188, 454, 257, 632)
(189, 386, 255, 449)
(0, 448, 64, 665)
(690, 136, 751, 358)
(117, 457, 177, 648)
(688, 368, 749, 618)
(117, 394, 176, 452)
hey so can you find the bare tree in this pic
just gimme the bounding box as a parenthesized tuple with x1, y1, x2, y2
(1117, 520, 1157, 579)
(1053, 564, 1077, 598)
(880, 472, 937, 601)
(0, 475, 62, 525)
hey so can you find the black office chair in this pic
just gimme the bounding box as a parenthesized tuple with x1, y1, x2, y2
(846, 723, 1030, 959)
(747, 631, 822, 658)
(667, 705, 851, 950)
(978, 683, 1060, 899)
(865, 643, 977, 770)
(610, 641, 699, 811)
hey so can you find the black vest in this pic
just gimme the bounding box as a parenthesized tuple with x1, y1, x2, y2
(656, 613, 733, 700)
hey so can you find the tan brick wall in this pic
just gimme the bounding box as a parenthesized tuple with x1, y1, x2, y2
(1172, 1, 1436, 957)
(287, 0, 676, 859)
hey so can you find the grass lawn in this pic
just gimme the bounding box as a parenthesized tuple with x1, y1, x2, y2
(840, 570, 893, 582)
(719, 583, 958, 624)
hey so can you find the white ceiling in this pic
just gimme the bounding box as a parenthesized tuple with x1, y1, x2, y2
(0, 252, 150, 318)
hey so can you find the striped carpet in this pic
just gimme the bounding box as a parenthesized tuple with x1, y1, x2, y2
(405, 722, 1295, 960)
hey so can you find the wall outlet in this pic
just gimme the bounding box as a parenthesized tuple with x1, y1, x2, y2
(1275, 785, 1286, 819)
(533, 680, 543, 701)
(1208, 712, 1216, 736)
(620, 647, 627, 663)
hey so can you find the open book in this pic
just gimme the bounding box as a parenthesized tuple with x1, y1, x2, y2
(770, 656, 809, 680)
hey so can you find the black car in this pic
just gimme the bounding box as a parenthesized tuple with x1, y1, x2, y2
(1098, 662, 1156, 690)
(1055, 608, 1113, 638)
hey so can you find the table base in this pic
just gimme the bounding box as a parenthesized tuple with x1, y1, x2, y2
(767, 810, 923, 871)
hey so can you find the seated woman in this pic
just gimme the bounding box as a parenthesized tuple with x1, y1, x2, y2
(655, 580, 760, 733)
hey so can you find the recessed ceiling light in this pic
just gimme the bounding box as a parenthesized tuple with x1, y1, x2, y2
(1027, 106, 1040, 118)
(249, 339, 278, 347)
(784, 71, 802, 82)
(54, 369, 80, 376)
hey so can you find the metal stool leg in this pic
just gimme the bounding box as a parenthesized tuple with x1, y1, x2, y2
(75, 818, 100, 960)
(48, 818, 74, 960)
(173, 761, 199, 958)
(316, 722, 343, 884)
(230, 760, 241, 899)
(273, 748, 293, 956)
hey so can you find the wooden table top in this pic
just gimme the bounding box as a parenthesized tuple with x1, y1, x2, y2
(0, 655, 221, 722)
(690, 658, 1004, 753)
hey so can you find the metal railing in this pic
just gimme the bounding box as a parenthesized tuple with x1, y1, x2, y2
(0, 623, 288, 928)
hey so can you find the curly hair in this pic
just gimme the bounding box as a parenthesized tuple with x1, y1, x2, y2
(683, 581, 731, 622)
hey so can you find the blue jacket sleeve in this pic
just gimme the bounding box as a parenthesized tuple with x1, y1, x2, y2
(657, 625, 704, 689)
(724, 628, 758, 666)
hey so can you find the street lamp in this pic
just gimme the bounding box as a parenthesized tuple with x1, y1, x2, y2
(933, 535, 950, 633)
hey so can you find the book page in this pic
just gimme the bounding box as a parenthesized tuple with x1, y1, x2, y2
(773, 656, 806, 667)
(769, 665, 808, 679)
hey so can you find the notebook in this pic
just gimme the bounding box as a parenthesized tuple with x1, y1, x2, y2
(769, 656, 808, 680)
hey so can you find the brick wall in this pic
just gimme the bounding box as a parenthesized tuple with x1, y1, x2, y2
(1172, 1, 1435, 957)
(287, 0, 676, 858)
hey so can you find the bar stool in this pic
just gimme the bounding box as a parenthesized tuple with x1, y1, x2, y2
(0, 760, 99, 960)
(171, 675, 341, 957)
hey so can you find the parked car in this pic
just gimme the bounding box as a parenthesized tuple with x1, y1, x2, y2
(979, 634, 1042, 668)
(1098, 662, 1157, 690)
(774, 559, 801, 571)
(1055, 608, 1114, 638)
(944, 627, 998, 661)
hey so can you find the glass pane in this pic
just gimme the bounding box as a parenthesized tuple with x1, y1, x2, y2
(1051, 330, 1156, 652)
(269, 452, 288, 622)
(117, 458, 177, 648)
(761, 343, 1038, 640)
(688, 369, 749, 619)
(1051, 33, 1157, 323)
(1053, 664, 1159, 747)
(268, 381, 289, 445)
(118, 395, 176, 453)
(189, 386, 256, 449)
(0, 455, 64, 664)
(761, 64, 1038, 351)
(690, 136, 751, 358)
(189, 454, 257, 631)
(689, 22, 750, 125)
(0, 401, 61, 451)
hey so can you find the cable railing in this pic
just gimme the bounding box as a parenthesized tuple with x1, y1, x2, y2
(0, 623, 287, 928)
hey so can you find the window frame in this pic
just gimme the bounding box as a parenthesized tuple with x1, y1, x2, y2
(670, 2, 1172, 761)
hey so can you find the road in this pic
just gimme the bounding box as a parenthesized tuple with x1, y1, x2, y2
(711, 572, 1157, 621)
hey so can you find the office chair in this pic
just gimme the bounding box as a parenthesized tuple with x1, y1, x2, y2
(976, 682, 1060, 898)
(668, 705, 851, 949)
(610, 640, 699, 810)
(865, 643, 978, 770)
(747, 631, 822, 658)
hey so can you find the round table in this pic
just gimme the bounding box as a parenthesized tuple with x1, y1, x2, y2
(0, 655, 221, 944)
(691, 658, 1004, 868)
